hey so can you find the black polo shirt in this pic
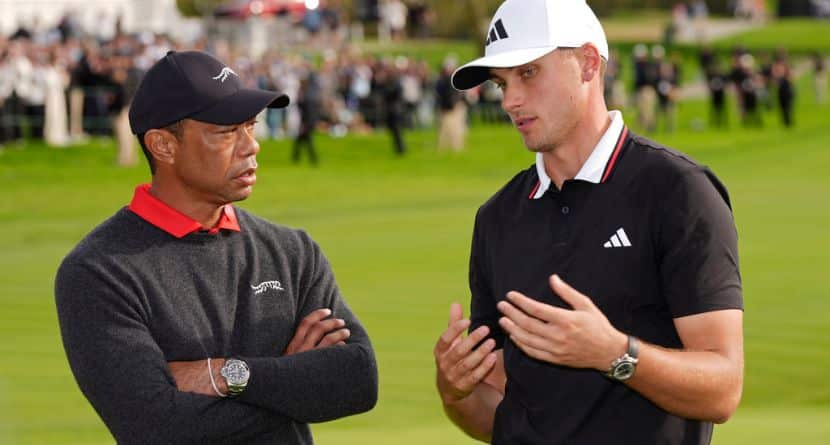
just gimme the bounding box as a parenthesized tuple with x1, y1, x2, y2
(469, 113, 742, 445)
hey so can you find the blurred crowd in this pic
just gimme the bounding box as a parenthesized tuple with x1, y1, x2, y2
(603, 43, 828, 133)
(0, 12, 461, 165)
(700, 46, 802, 129)
(1, 8, 828, 165)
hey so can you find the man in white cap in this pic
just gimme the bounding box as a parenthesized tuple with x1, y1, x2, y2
(433, 1, 744, 444)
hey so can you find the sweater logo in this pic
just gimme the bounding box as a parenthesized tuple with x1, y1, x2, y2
(251, 280, 285, 295)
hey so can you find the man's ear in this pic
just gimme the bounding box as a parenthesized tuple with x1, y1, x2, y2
(143, 129, 179, 167)
(580, 43, 603, 83)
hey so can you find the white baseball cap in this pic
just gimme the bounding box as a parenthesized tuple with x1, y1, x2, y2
(451, 0, 609, 90)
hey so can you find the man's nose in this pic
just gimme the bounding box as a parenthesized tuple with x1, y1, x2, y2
(501, 84, 524, 114)
(238, 126, 260, 156)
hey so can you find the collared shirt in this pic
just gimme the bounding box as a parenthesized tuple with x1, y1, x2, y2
(127, 184, 240, 238)
(469, 119, 742, 444)
(530, 110, 628, 199)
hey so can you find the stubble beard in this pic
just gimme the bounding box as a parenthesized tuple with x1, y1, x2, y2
(522, 113, 581, 154)
(521, 129, 559, 154)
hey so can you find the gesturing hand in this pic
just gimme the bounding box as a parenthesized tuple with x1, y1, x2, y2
(284, 308, 350, 356)
(497, 275, 627, 371)
(434, 303, 498, 404)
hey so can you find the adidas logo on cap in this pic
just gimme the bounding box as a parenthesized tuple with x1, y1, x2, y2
(485, 19, 510, 46)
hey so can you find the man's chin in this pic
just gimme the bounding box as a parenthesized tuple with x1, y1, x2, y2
(235, 189, 253, 202)
(224, 187, 253, 203)
(523, 140, 553, 154)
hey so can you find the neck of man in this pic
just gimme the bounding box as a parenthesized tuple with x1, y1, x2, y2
(542, 100, 611, 190)
(149, 176, 225, 230)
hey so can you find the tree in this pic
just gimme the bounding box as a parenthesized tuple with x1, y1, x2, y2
(176, 0, 226, 18)
(424, 0, 501, 42)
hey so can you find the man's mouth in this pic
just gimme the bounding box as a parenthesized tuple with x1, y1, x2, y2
(514, 117, 536, 132)
(234, 167, 257, 186)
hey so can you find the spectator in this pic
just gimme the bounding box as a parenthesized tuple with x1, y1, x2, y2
(729, 49, 749, 121)
(18, 43, 47, 140)
(380, 0, 408, 41)
(398, 57, 422, 128)
(435, 57, 467, 151)
(0, 39, 16, 146)
(42, 47, 70, 147)
(633, 44, 657, 132)
(708, 62, 729, 129)
(293, 71, 322, 165)
(654, 49, 681, 133)
(2, 40, 28, 144)
(604, 49, 626, 110)
(773, 58, 796, 128)
(700, 46, 716, 80)
(758, 51, 775, 110)
(408, 0, 433, 39)
(741, 72, 764, 128)
(376, 63, 406, 155)
(413, 60, 435, 128)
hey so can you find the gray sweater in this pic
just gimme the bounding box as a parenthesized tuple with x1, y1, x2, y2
(55, 207, 378, 444)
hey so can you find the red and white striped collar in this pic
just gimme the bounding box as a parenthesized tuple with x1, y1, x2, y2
(530, 110, 628, 200)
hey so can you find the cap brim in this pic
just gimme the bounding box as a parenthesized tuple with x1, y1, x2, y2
(189, 88, 290, 125)
(451, 47, 558, 90)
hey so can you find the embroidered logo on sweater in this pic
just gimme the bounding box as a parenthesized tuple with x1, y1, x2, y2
(251, 280, 285, 295)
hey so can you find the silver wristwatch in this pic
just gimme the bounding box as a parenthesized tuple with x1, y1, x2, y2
(607, 336, 639, 381)
(220, 358, 250, 396)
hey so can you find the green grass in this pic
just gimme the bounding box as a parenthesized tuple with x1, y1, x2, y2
(356, 39, 479, 69)
(713, 19, 830, 53)
(2, 78, 830, 445)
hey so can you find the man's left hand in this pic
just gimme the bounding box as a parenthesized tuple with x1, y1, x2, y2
(168, 358, 226, 396)
(497, 274, 627, 371)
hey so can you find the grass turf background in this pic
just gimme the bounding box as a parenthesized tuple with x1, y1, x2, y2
(1, 25, 829, 444)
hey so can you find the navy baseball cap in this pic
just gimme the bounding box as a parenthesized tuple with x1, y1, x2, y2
(129, 50, 290, 135)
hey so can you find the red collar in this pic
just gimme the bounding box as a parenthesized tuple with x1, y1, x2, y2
(127, 184, 241, 238)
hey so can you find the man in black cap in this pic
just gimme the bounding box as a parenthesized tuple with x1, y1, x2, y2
(55, 51, 377, 444)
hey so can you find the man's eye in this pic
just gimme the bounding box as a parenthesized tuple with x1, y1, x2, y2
(522, 67, 537, 78)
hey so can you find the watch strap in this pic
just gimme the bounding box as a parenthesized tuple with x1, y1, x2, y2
(606, 335, 639, 380)
(627, 335, 640, 359)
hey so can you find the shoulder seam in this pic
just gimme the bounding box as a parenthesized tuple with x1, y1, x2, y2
(628, 134, 702, 169)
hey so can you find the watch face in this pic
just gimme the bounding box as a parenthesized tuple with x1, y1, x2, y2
(222, 359, 250, 385)
(614, 362, 635, 380)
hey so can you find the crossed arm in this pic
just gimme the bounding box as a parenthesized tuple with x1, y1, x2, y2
(434, 275, 743, 441)
(169, 308, 352, 396)
(56, 260, 377, 443)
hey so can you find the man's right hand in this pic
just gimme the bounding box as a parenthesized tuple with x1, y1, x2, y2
(434, 303, 498, 404)
(284, 308, 350, 356)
